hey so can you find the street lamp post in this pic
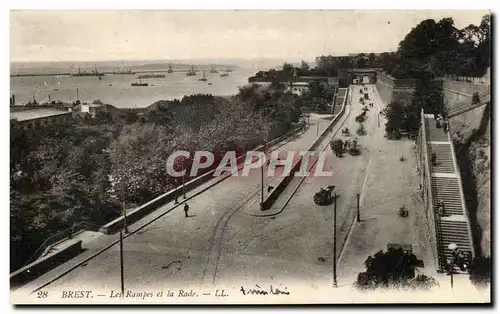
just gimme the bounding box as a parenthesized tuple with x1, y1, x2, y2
(121, 185, 129, 233)
(260, 121, 268, 211)
(260, 140, 265, 211)
(174, 178, 179, 204)
(333, 192, 338, 287)
(119, 229, 125, 296)
(356, 193, 361, 222)
(447, 260, 454, 289)
(447, 242, 458, 289)
(182, 159, 186, 199)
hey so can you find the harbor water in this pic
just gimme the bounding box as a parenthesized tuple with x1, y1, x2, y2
(10, 68, 257, 108)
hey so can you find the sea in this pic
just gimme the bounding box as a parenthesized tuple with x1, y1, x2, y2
(9, 60, 282, 108)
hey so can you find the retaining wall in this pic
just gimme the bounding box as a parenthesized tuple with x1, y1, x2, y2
(375, 72, 416, 106)
(10, 240, 83, 288)
(442, 79, 490, 113)
(261, 88, 350, 210)
(441, 79, 490, 142)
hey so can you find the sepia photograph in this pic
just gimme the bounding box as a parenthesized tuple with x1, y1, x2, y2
(8, 9, 492, 304)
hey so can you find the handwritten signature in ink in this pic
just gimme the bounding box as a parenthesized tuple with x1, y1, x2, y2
(240, 285, 290, 296)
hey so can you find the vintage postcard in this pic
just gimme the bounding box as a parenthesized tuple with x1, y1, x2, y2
(9, 10, 491, 304)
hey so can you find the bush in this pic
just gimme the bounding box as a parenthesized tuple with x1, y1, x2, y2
(357, 123, 367, 136)
(468, 256, 491, 288)
(354, 248, 435, 291)
(406, 274, 439, 291)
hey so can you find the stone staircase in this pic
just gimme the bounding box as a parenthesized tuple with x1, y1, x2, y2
(424, 114, 474, 273)
(430, 144, 455, 174)
(448, 92, 490, 118)
(432, 176, 463, 216)
(437, 220, 473, 271)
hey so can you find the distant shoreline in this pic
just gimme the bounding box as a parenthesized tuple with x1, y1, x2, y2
(10, 69, 234, 78)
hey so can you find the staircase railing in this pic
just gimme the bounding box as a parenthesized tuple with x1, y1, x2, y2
(420, 110, 441, 272)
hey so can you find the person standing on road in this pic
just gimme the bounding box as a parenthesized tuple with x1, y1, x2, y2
(184, 203, 190, 218)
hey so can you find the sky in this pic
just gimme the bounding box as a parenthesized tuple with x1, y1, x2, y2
(10, 10, 489, 62)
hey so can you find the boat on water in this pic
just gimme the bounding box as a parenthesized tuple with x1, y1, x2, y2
(167, 64, 173, 73)
(131, 76, 148, 87)
(220, 72, 229, 77)
(198, 70, 207, 81)
(137, 73, 166, 79)
(111, 69, 136, 75)
(224, 68, 234, 73)
(72, 64, 105, 77)
(186, 65, 197, 76)
(209, 67, 218, 73)
(131, 82, 148, 87)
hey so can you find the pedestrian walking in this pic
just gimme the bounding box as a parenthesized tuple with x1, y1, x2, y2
(431, 152, 437, 166)
(184, 203, 190, 218)
(437, 201, 445, 216)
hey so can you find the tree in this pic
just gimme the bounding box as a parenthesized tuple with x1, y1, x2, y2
(300, 60, 310, 72)
(468, 256, 491, 288)
(357, 123, 366, 136)
(109, 123, 172, 205)
(383, 101, 405, 137)
(355, 248, 435, 290)
(282, 63, 295, 80)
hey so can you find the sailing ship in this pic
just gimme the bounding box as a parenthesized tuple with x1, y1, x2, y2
(72, 64, 105, 77)
(167, 64, 173, 73)
(131, 76, 148, 86)
(137, 73, 166, 79)
(186, 65, 197, 76)
(198, 70, 207, 81)
(111, 68, 136, 75)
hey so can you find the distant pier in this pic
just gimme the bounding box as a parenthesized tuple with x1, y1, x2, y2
(10, 69, 230, 78)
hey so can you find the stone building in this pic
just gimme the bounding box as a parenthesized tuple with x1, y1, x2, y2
(10, 108, 72, 130)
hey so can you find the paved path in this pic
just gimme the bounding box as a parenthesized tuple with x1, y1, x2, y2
(11, 106, 340, 300)
(336, 85, 436, 286)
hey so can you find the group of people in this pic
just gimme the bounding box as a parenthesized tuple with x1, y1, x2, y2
(434, 112, 449, 133)
(449, 243, 469, 272)
(343, 138, 358, 150)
